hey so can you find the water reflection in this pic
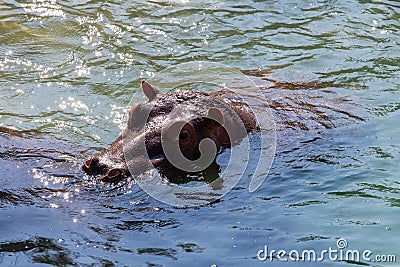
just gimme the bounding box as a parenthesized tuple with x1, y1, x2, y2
(0, 237, 76, 265)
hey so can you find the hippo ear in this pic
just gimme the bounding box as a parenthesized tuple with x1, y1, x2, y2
(127, 103, 147, 131)
(141, 80, 160, 101)
(207, 107, 224, 125)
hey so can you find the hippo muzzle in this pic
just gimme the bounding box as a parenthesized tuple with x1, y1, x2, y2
(82, 156, 128, 182)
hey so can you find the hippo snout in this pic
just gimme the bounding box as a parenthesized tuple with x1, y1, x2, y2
(82, 157, 129, 183)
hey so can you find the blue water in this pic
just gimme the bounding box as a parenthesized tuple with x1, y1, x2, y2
(1, 0, 399, 266)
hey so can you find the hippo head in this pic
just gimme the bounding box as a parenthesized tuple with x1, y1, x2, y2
(82, 81, 236, 183)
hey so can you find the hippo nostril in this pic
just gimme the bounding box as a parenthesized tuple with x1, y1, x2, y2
(82, 157, 101, 174)
(82, 158, 93, 173)
(84, 159, 92, 169)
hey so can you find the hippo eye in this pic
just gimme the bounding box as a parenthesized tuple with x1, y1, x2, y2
(179, 129, 190, 142)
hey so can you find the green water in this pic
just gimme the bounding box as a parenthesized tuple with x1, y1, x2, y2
(0, 0, 399, 266)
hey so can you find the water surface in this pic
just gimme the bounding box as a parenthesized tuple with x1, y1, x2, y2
(0, 0, 399, 266)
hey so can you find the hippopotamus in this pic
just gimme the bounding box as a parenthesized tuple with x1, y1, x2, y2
(82, 81, 258, 183)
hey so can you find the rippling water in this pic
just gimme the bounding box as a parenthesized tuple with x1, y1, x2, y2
(1, 0, 399, 266)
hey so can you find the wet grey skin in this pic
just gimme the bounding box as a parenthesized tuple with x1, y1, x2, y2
(82, 81, 257, 183)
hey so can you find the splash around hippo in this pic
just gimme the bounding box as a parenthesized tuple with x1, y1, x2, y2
(82, 81, 258, 184)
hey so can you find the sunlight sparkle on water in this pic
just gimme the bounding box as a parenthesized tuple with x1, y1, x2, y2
(63, 193, 70, 200)
(170, 0, 190, 3)
(76, 13, 104, 25)
(58, 97, 89, 112)
(21, 0, 66, 19)
(50, 203, 59, 209)
(105, 23, 124, 36)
